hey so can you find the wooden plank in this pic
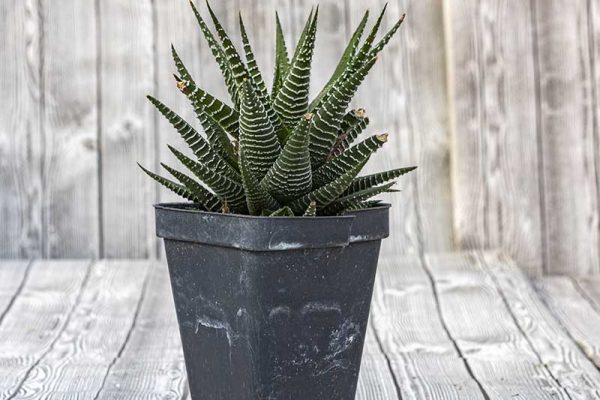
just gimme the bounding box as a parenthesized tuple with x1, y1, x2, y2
(482, 251, 600, 399)
(0, 260, 90, 398)
(348, 0, 454, 258)
(11, 260, 150, 398)
(532, 0, 600, 275)
(41, 0, 99, 257)
(447, 0, 543, 275)
(0, 261, 31, 323)
(96, 262, 187, 399)
(355, 322, 399, 400)
(0, 0, 43, 258)
(535, 276, 600, 370)
(425, 252, 570, 399)
(372, 256, 486, 399)
(99, 0, 156, 258)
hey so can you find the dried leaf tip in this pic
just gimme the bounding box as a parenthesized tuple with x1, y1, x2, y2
(221, 201, 230, 214)
(355, 108, 367, 118)
(176, 80, 187, 92)
(303, 112, 314, 120)
(376, 133, 389, 143)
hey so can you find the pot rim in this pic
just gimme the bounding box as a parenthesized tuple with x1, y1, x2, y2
(153, 202, 391, 219)
(154, 202, 391, 251)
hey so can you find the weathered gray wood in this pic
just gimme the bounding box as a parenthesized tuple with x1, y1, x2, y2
(41, 0, 99, 258)
(348, 0, 454, 258)
(0, 261, 31, 322)
(532, 0, 600, 275)
(355, 323, 399, 400)
(425, 252, 570, 399)
(371, 256, 486, 399)
(0, 0, 43, 258)
(535, 276, 600, 370)
(11, 261, 150, 398)
(447, 0, 543, 276)
(482, 251, 600, 399)
(99, 0, 156, 258)
(95, 262, 187, 399)
(0, 260, 91, 398)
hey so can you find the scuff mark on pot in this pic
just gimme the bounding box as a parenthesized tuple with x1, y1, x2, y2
(301, 301, 341, 316)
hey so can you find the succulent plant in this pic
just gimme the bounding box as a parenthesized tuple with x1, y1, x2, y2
(139, 1, 416, 216)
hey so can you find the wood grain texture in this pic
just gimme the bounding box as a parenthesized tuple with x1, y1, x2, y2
(11, 260, 150, 398)
(532, 0, 600, 275)
(99, 0, 156, 258)
(347, 0, 454, 258)
(371, 256, 486, 399)
(535, 276, 600, 370)
(0, 0, 43, 258)
(0, 260, 91, 399)
(448, 0, 543, 276)
(482, 251, 600, 399)
(425, 252, 570, 399)
(95, 262, 187, 399)
(0, 261, 31, 322)
(41, 0, 99, 258)
(355, 323, 400, 400)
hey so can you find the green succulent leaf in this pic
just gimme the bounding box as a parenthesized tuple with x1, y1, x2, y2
(330, 108, 369, 157)
(160, 163, 222, 211)
(169, 145, 247, 211)
(344, 166, 417, 195)
(239, 79, 281, 180)
(239, 146, 280, 215)
(261, 113, 313, 202)
(288, 159, 367, 214)
(171, 46, 239, 136)
(138, 163, 199, 203)
(309, 56, 378, 168)
(205, 0, 249, 89)
(369, 13, 406, 58)
(270, 206, 294, 216)
(309, 10, 369, 111)
(271, 12, 290, 101)
(273, 8, 318, 130)
(321, 182, 395, 215)
(312, 133, 388, 189)
(147, 96, 240, 181)
(239, 13, 287, 143)
(303, 200, 317, 216)
(189, 1, 239, 107)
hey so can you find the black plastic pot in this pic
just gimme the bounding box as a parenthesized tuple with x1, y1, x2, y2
(155, 202, 390, 400)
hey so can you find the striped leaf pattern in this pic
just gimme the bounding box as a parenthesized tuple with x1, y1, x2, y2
(189, 1, 238, 107)
(239, 146, 280, 215)
(309, 10, 369, 111)
(330, 108, 370, 157)
(303, 201, 317, 216)
(138, 163, 199, 203)
(261, 113, 313, 202)
(143, 3, 415, 216)
(147, 96, 239, 181)
(271, 12, 290, 101)
(321, 182, 395, 215)
(160, 163, 222, 211)
(309, 56, 378, 168)
(239, 14, 286, 143)
(239, 80, 281, 180)
(312, 133, 388, 188)
(288, 159, 367, 214)
(343, 166, 417, 195)
(273, 9, 318, 130)
(171, 46, 239, 136)
(169, 146, 247, 212)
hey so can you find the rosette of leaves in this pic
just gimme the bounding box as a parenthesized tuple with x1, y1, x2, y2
(139, 1, 416, 217)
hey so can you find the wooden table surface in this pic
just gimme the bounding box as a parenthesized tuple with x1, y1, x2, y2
(1, 251, 600, 399)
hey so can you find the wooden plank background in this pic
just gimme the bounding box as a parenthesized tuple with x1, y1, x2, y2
(0, 0, 598, 276)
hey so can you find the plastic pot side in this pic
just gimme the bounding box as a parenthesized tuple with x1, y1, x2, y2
(155, 203, 390, 400)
